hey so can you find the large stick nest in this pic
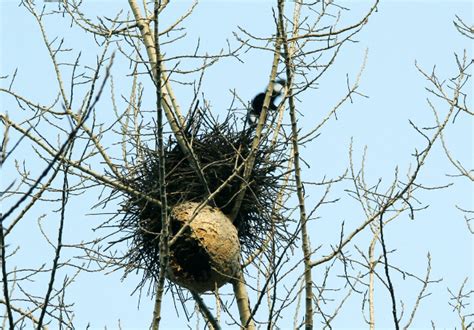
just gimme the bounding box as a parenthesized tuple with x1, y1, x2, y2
(117, 109, 289, 284)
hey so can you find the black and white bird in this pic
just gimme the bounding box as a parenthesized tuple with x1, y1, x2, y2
(247, 79, 286, 126)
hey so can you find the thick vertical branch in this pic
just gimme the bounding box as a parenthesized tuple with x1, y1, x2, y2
(127, 0, 214, 205)
(127, 0, 181, 130)
(368, 232, 377, 330)
(227, 12, 283, 330)
(191, 291, 221, 330)
(378, 214, 399, 330)
(220, 3, 284, 330)
(151, 1, 169, 328)
(229, 67, 279, 328)
(277, 0, 313, 328)
(229, 16, 282, 222)
(37, 166, 69, 329)
(0, 222, 14, 329)
(232, 272, 255, 329)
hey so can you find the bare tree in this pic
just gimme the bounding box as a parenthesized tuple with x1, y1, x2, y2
(1, 1, 471, 329)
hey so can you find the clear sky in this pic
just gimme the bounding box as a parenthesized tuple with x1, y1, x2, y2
(1, 0, 472, 329)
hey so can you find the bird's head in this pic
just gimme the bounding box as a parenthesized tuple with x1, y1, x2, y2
(272, 79, 287, 98)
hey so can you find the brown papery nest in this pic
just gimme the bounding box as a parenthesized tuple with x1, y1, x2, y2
(116, 109, 290, 291)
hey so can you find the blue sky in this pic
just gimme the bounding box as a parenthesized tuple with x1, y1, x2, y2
(1, 1, 472, 328)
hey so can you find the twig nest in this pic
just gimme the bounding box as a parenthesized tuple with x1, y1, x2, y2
(116, 111, 289, 290)
(166, 201, 241, 293)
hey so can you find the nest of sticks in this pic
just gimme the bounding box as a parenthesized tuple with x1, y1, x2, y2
(117, 109, 289, 289)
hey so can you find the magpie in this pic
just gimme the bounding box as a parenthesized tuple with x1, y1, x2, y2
(248, 79, 286, 126)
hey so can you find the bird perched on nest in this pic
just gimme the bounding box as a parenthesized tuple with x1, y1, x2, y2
(247, 79, 286, 126)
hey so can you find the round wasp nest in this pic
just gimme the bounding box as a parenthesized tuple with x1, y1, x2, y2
(166, 202, 241, 293)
